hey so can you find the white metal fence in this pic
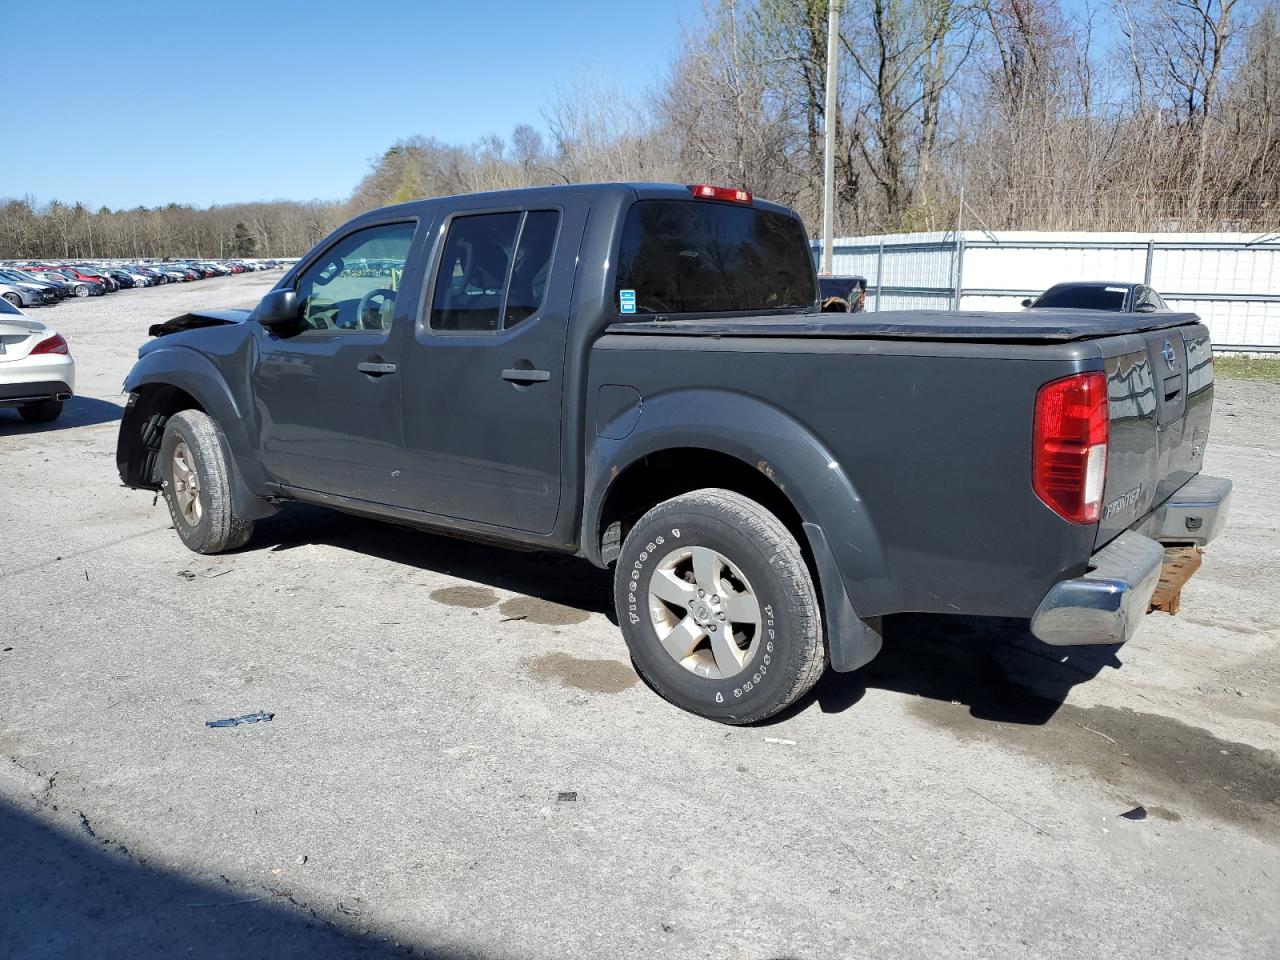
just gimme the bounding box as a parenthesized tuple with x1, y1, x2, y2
(815, 230, 1280, 352)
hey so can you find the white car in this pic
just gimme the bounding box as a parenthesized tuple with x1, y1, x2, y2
(0, 296, 75, 423)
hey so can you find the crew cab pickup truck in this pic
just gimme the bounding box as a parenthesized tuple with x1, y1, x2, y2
(116, 183, 1231, 723)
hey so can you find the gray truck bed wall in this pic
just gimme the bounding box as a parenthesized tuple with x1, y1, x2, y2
(586, 334, 1103, 619)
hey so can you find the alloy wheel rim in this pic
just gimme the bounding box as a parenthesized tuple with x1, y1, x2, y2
(647, 545, 763, 680)
(171, 440, 202, 526)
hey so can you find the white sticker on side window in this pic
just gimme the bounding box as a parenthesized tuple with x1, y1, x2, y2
(619, 289, 636, 314)
(1105, 286, 1128, 293)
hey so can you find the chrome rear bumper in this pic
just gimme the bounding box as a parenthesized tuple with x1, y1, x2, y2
(1030, 474, 1231, 646)
(1030, 532, 1165, 646)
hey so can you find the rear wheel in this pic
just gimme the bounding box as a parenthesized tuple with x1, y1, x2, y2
(18, 399, 63, 423)
(159, 410, 254, 554)
(614, 489, 825, 724)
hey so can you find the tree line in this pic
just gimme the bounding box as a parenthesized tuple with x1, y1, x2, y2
(3, 0, 1277, 259)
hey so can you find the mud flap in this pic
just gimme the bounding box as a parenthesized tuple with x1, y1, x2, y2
(802, 522, 883, 672)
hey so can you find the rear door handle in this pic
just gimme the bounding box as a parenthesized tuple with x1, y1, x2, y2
(357, 361, 397, 376)
(501, 367, 551, 384)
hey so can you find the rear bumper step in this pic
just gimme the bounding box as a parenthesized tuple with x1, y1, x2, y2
(1139, 474, 1232, 546)
(1030, 474, 1231, 646)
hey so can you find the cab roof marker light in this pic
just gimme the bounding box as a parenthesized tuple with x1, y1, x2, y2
(689, 184, 753, 204)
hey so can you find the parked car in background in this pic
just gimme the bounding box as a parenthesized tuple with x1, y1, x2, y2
(818, 275, 868, 312)
(1, 269, 70, 299)
(1022, 281, 1170, 313)
(30, 267, 103, 297)
(0, 295, 74, 422)
(0, 280, 50, 308)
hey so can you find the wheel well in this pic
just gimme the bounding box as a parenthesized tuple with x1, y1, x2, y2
(596, 448, 808, 565)
(117, 384, 204, 489)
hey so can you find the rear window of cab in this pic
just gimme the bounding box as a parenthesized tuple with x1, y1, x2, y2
(614, 199, 817, 316)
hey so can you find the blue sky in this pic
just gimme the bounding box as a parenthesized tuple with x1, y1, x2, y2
(0, 0, 695, 209)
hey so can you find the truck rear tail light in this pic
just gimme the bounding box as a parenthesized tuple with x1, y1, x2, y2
(1033, 371, 1108, 524)
(31, 332, 69, 355)
(690, 184, 752, 204)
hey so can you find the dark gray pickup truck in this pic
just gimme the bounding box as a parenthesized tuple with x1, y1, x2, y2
(116, 182, 1231, 723)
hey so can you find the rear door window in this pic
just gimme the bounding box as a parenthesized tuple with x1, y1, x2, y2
(429, 211, 561, 332)
(615, 200, 816, 315)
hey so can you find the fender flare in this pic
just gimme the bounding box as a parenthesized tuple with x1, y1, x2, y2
(583, 388, 896, 666)
(122, 347, 275, 520)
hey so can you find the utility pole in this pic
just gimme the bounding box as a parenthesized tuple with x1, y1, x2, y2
(820, 0, 841, 275)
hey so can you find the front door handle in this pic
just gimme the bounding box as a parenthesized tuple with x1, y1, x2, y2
(501, 367, 551, 384)
(357, 361, 397, 376)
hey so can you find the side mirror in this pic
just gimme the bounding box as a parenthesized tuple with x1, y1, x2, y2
(252, 289, 300, 328)
(1021, 298, 1033, 308)
(1135, 302, 1157, 314)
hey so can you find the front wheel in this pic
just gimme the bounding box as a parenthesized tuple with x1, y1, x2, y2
(159, 410, 254, 554)
(74, 284, 89, 298)
(615, 489, 825, 724)
(1, 293, 20, 308)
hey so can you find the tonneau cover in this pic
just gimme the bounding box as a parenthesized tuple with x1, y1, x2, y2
(608, 308, 1202, 343)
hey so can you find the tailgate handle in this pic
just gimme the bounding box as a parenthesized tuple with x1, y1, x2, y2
(501, 366, 551, 384)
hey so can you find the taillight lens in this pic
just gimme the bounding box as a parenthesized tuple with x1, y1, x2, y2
(1033, 371, 1108, 524)
(31, 332, 69, 355)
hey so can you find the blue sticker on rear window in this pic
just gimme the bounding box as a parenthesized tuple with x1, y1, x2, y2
(619, 289, 636, 314)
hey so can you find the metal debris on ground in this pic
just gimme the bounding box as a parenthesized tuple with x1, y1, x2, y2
(178, 565, 232, 581)
(205, 709, 275, 728)
(1119, 805, 1149, 822)
(764, 737, 797, 746)
(557, 791, 579, 802)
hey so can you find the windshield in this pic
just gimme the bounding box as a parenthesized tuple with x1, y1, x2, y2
(615, 199, 816, 315)
(1032, 285, 1128, 310)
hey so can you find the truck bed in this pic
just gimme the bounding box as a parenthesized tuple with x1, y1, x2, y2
(609, 309, 1202, 342)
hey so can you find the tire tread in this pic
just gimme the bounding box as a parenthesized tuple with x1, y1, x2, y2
(618, 488, 825, 724)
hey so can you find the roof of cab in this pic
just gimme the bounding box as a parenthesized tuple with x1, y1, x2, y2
(353, 182, 801, 222)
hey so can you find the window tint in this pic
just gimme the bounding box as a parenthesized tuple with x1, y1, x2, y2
(614, 200, 816, 315)
(295, 222, 415, 332)
(505, 211, 559, 327)
(430, 210, 560, 331)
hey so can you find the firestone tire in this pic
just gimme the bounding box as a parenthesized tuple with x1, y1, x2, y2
(159, 410, 254, 554)
(614, 488, 826, 724)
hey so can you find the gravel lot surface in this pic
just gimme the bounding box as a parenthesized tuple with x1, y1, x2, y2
(1, 274, 1277, 959)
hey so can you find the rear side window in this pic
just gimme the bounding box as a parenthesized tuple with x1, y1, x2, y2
(614, 200, 816, 315)
(430, 210, 560, 332)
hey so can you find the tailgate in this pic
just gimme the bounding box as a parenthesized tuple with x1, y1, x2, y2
(1095, 323, 1214, 547)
